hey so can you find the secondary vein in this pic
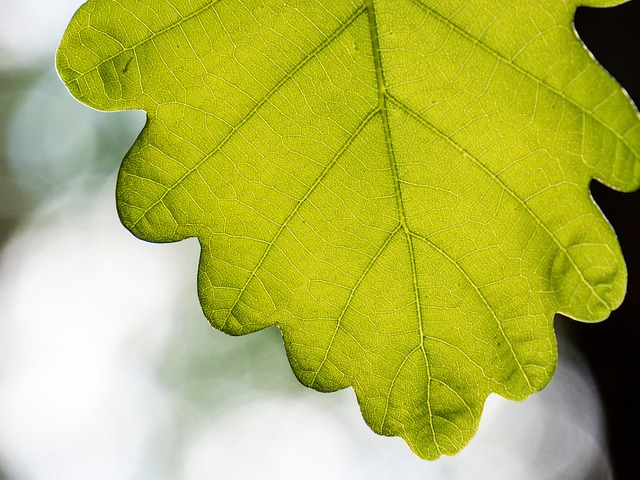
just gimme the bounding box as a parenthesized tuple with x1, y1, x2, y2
(131, 4, 366, 230)
(223, 107, 379, 329)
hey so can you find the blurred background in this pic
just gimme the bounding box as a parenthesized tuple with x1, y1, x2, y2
(0, 1, 638, 478)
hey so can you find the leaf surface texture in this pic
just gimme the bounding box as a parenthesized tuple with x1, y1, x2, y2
(57, 0, 640, 457)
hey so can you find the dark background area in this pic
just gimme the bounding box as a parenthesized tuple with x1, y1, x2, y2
(574, 2, 640, 478)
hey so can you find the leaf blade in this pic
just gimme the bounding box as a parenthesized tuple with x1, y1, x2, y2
(57, 0, 640, 459)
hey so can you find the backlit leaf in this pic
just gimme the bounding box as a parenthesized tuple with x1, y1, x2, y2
(57, 0, 640, 458)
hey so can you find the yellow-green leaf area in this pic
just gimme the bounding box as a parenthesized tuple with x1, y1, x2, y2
(57, 0, 640, 458)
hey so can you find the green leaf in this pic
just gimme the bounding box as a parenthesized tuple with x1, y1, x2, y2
(56, 0, 640, 458)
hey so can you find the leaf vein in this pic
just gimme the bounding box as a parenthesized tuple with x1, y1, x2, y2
(409, 0, 639, 159)
(310, 223, 402, 388)
(409, 230, 533, 393)
(388, 94, 610, 311)
(223, 107, 380, 329)
(130, 4, 367, 230)
(366, 0, 439, 454)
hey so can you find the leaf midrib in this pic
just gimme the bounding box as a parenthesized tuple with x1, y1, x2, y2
(364, 0, 440, 451)
(366, 0, 533, 405)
